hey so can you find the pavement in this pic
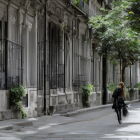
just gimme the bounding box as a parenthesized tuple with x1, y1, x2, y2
(0, 100, 140, 140)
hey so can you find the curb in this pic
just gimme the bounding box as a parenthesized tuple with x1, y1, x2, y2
(62, 99, 140, 117)
(0, 120, 33, 131)
(0, 125, 13, 130)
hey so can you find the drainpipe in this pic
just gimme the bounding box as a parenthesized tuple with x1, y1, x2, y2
(72, 20, 73, 90)
(5, 1, 10, 89)
(102, 54, 107, 105)
(120, 58, 121, 82)
(130, 65, 131, 87)
(64, 31, 65, 93)
(44, 3, 46, 115)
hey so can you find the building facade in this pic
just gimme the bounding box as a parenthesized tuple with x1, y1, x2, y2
(0, 0, 139, 120)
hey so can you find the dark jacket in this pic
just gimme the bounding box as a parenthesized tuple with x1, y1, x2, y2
(112, 88, 125, 110)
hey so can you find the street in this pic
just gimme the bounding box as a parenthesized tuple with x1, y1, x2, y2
(0, 102, 140, 140)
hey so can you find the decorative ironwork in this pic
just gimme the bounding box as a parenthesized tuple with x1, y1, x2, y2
(22, 94, 28, 107)
(0, 39, 23, 89)
(37, 23, 65, 92)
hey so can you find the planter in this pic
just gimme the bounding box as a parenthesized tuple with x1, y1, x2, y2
(11, 105, 20, 111)
(129, 90, 134, 101)
(49, 106, 55, 116)
(10, 106, 22, 119)
(85, 102, 90, 108)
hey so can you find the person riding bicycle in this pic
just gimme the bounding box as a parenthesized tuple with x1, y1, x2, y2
(112, 82, 126, 123)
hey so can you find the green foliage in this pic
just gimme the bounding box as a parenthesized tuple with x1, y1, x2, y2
(125, 88, 130, 99)
(126, 0, 140, 33)
(63, 24, 66, 30)
(107, 82, 117, 92)
(10, 85, 27, 119)
(126, 85, 134, 93)
(74, 0, 79, 7)
(84, 0, 87, 3)
(89, 0, 140, 67)
(81, 84, 94, 107)
(108, 56, 117, 65)
(134, 82, 140, 90)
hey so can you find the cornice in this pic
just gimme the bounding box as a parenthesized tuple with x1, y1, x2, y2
(11, 0, 20, 7)
(54, 0, 67, 9)
(0, 0, 8, 5)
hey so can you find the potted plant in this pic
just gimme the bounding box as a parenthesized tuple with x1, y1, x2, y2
(81, 84, 94, 108)
(127, 86, 134, 100)
(10, 85, 27, 119)
(134, 82, 140, 98)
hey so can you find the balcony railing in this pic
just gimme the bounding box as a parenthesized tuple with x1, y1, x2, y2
(70, 0, 104, 17)
(70, 0, 89, 16)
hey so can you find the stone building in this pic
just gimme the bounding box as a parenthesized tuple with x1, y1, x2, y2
(0, 0, 139, 120)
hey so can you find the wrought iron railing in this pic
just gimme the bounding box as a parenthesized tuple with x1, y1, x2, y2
(0, 39, 23, 89)
(72, 52, 90, 92)
(37, 41, 65, 90)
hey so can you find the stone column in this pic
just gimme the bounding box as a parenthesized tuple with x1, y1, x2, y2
(22, 17, 32, 87)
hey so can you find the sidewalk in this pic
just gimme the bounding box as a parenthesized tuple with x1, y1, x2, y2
(0, 99, 139, 131)
(62, 99, 140, 117)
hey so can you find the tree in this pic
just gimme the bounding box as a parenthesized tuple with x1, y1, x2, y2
(127, 0, 140, 32)
(89, 0, 140, 81)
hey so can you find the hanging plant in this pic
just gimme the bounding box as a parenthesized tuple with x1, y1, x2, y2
(10, 85, 27, 119)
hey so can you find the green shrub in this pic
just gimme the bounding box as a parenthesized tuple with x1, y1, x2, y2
(126, 85, 134, 92)
(10, 85, 27, 119)
(107, 82, 117, 93)
(135, 82, 140, 90)
(81, 84, 94, 107)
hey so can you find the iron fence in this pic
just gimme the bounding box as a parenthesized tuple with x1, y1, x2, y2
(0, 39, 23, 89)
(37, 41, 65, 91)
(72, 52, 90, 92)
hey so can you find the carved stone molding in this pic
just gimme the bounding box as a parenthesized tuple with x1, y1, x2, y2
(11, 16, 16, 24)
(27, 22, 32, 31)
(79, 22, 87, 35)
